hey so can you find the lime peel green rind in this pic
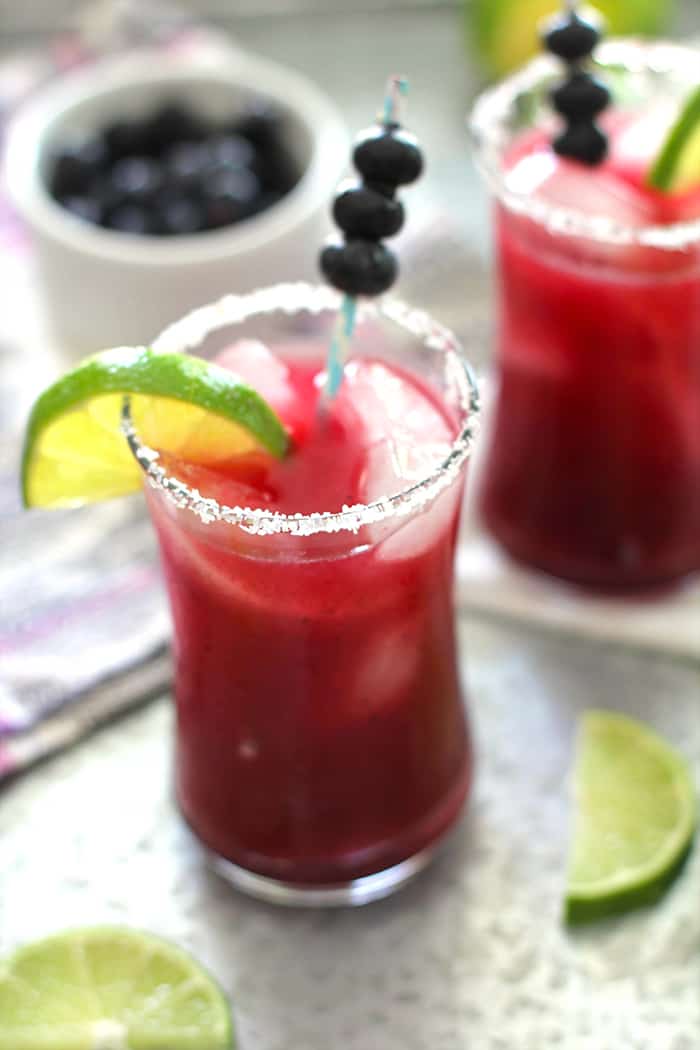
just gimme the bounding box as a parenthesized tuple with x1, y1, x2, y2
(565, 710, 697, 926)
(0, 926, 234, 1050)
(21, 346, 288, 508)
(648, 85, 700, 193)
(566, 840, 694, 925)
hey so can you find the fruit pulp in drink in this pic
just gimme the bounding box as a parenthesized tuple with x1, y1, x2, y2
(479, 112, 700, 588)
(148, 340, 470, 883)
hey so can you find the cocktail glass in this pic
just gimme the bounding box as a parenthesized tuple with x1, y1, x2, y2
(470, 39, 700, 590)
(125, 283, 481, 906)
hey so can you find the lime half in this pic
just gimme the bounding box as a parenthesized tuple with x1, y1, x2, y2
(21, 346, 288, 508)
(648, 86, 700, 193)
(566, 710, 697, 925)
(0, 927, 233, 1050)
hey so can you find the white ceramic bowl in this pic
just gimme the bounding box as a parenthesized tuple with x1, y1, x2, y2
(4, 49, 348, 356)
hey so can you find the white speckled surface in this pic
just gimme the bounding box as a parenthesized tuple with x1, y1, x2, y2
(2, 617, 699, 1049)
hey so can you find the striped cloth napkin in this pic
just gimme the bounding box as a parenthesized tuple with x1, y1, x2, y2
(0, 280, 172, 779)
(0, 4, 222, 780)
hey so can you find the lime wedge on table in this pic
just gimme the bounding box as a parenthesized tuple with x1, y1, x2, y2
(566, 710, 697, 925)
(0, 927, 233, 1050)
(21, 346, 288, 508)
(648, 86, 700, 193)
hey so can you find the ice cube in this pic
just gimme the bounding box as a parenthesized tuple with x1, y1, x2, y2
(215, 340, 294, 417)
(377, 483, 462, 562)
(340, 360, 460, 560)
(343, 360, 453, 501)
(506, 145, 671, 272)
(609, 107, 700, 230)
(346, 617, 420, 722)
(506, 147, 657, 229)
(149, 493, 248, 606)
(612, 105, 677, 173)
(362, 442, 403, 503)
(150, 493, 294, 615)
(158, 452, 275, 509)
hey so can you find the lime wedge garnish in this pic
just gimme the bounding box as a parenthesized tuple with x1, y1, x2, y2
(0, 926, 234, 1050)
(21, 346, 288, 508)
(566, 710, 697, 925)
(648, 85, 700, 193)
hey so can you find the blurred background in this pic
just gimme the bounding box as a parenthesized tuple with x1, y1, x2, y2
(1, 0, 693, 367)
(1, 0, 694, 262)
(1, 0, 694, 70)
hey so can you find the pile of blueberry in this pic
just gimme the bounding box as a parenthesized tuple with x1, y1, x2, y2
(47, 100, 301, 236)
(321, 120, 423, 296)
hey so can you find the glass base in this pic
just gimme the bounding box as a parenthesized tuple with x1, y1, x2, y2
(206, 842, 441, 907)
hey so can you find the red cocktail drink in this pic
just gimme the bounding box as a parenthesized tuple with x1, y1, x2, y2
(136, 286, 480, 904)
(471, 41, 700, 589)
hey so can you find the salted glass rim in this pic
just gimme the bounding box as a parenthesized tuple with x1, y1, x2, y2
(122, 282, 481, 537)
(469, 38, 700, 251)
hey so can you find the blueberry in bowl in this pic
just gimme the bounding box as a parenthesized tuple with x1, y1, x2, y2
(47, 99, 301, 237)
(4, 52, 347, 353)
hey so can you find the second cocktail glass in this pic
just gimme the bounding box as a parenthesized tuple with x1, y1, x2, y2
(126, 283, 481, 906)
(471, 39, 700, 590)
